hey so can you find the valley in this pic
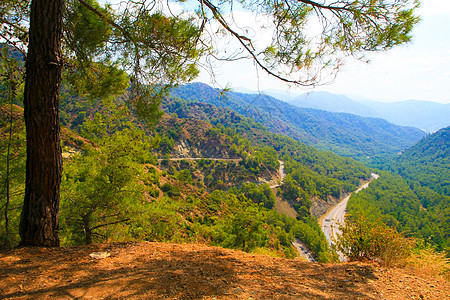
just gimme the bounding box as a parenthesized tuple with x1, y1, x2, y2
(1, 2, 449, 298)
(2, 83, 449, 262)
(1, 87, 449, 298)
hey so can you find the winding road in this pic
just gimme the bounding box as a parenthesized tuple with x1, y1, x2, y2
(159, 157, 370, 262)
(320, 173, 380, 261)
(269, 161, 317, 262)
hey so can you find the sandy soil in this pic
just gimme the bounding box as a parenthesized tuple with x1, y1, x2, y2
(1, 242, 448, 299)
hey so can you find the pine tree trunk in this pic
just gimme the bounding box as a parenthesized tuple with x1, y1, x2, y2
(19, 0, 64, 247)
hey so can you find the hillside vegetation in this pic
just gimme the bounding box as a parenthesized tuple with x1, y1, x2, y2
(347, 128, 450, 256)
(170, 83, 425, 161)
(161, 97, 371, 214)
(1, 96, 374, 262)
(389, 126, 450, 196)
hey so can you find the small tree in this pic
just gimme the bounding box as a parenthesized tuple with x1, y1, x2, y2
(336, 214, 414, 265)
(223, 208, 269, 252)
(60, 100, 155, 245)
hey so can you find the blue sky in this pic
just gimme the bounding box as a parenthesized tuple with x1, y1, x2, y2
(196, 0, 450, 103)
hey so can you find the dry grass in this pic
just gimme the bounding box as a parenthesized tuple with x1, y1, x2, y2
(406, 247, 450, 281)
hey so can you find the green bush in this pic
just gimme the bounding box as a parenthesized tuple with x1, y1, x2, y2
(161, 182, 180, 197)
(336, 214, 414, 265)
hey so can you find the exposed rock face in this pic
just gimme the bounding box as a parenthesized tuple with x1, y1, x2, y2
(156, 114, 240, 159)
(160, 159, 278, 192)
(172, 138, 238, 159)
(309, 194, 346, 219)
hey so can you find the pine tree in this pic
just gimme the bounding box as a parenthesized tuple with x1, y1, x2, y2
(1, 0, 420, 246)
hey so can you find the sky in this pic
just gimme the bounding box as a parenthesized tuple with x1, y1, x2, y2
(196, 0, 450, 104)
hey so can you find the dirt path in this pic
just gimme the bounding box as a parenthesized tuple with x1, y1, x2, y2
(1, 242, 448, 299)
(270, 160, 285, 188)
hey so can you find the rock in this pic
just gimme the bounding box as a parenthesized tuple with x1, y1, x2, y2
(230, 287, 243, 293)
(89, 252, 111, 259)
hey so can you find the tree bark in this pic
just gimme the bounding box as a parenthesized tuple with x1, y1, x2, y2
(19, 0, 64, 247)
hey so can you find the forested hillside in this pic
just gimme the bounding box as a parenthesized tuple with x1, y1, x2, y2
(347, 128, 450, 256)
(347, 172, 450, 256)
(389, 126, 450, 196)
(161, 97, 372, 213)
(170, 83, 425, 161)
(1, 93, 375, 262)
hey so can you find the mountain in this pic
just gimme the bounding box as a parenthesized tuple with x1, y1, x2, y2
(170, 83, 425, 161)
(362, 100, 450, 133)
(286, 91, 376, 117)
(390, 126, 450, 196)
(161, 96, 374, 215)
(267, 89, 450, 133)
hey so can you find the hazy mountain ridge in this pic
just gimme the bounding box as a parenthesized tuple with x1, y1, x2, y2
(362, 100, 450, 133)
(287, 91, 375, 117)
(262, 89, 450, 133)
(171, 83, 425, 161)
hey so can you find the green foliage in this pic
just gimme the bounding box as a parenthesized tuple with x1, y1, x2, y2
(388, 127, 450, 196)
(157, 135, 175, 156)
(221, 206, 268, 252)
(175, 169, 193, 184)
(337, 214, 414, 265)
(281, 175, 311, 218)
(65, 0, 113, 57)
(160, 182, 181, 197)
(347, 171, 450, 256)
(237, 182, 276, 209)
(363, 127, 450, 256)
(64, 0, 130, 99)
(60, 100, 156, 245)
(0, 49, 25, 248)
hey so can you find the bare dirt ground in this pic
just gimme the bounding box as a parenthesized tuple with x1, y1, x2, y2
(1, 242, 448, 299)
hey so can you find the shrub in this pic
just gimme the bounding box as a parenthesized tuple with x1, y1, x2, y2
(161, 182, 180, 197)
(336, 214, 414, 266)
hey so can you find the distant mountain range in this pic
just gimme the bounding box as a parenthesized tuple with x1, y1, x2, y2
(170, 83, 425, 161)
(258, 90, 450, 133)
